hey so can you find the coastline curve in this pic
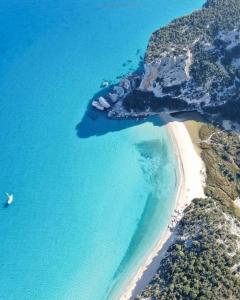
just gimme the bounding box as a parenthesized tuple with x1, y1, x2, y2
(118, 113, 206, 300)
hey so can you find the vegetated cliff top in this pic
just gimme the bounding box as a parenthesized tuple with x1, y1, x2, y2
(108, 0, 240, 123)
(136, 122, 240, 300)
(131, 0, 240, 121)
(146, 0, 240, 62)
(137, 197, 240, 300)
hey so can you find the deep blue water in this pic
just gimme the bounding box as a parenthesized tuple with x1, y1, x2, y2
(0, 1, 204, 299)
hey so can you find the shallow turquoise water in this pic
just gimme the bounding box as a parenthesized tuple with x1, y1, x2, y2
(0, 1, 204, 299)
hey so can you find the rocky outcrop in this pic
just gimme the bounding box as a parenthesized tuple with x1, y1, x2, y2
(140, 50, 192, 98)
(137, 0, 240, 114)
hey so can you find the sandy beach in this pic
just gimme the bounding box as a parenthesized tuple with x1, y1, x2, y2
(119, 113, 206, 300)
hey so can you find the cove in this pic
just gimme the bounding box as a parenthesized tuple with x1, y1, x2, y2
(0, 1, 204, 299)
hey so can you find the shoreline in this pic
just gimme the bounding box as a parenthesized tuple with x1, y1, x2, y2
(118, 113, 206, 300)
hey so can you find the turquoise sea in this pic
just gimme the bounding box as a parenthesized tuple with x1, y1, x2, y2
(0, 1, 204, 299)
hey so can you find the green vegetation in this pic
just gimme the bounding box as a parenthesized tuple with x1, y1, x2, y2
(190, 43, 231, 88)
(138, 198, 240, 300)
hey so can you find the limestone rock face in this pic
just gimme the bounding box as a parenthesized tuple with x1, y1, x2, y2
(140, 50, 192, 98)
(109, 0, 240, 122)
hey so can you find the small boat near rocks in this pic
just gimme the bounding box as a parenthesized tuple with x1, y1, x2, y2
(4, 192, 14, 207)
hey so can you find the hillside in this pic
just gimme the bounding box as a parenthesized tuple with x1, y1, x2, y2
(136, 123, 240, 299)
(114, 0, 240, 124)
(109, 1, 240, 298)
(103, 1, 240, 298)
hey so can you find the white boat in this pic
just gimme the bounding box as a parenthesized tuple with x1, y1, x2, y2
(6, 193, 13, 205)
(92, 101, 104, 111)
(98, 96, 111, 109)
(109, 92, 119, 103)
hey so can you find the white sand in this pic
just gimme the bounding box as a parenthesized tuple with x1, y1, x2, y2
(118, 114, 206, 300)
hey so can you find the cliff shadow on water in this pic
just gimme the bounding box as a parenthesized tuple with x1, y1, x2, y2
(75, 59, 153, 138)
(75, 84, 240, 139)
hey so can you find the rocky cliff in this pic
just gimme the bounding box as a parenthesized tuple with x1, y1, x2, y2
(117, 0, 240, 123)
